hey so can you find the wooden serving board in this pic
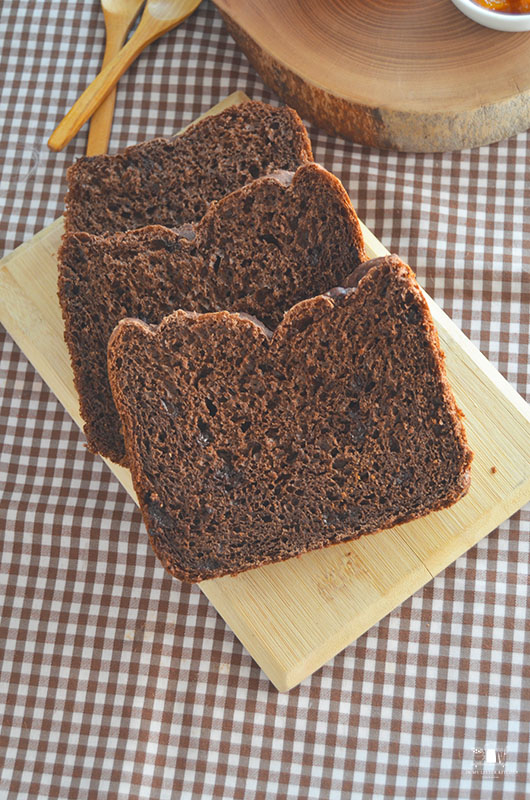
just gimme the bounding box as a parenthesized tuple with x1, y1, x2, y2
(1, 93, 529, 692)
(213, 0, 530, 152)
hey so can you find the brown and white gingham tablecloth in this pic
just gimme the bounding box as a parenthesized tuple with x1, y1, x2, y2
(1, 2, 529, 798)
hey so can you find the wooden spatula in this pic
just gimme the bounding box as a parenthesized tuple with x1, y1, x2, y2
(86, 0, 145, 156)
(48, 0, 202, 152)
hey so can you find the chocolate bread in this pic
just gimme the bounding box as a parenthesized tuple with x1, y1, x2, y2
(59, 163, 367, 464)
(107, 255, 473, 583)
(64, 101, 313, 235)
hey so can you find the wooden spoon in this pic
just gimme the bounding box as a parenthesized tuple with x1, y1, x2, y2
(86, 0, 145, 156)
(48, 0, 202, 152)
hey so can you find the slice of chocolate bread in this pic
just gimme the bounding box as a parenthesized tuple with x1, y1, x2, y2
(59, 163, 367, 464)
(107, 255, 473, 583)
(64, 101, 313, 235)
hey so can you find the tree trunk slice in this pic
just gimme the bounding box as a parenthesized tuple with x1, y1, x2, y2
(213, 0, 530, 152)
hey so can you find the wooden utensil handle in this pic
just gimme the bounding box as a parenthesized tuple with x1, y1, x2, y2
(48, 37, 142, 152)
(85, 27, 128, 157)
(48, 13, 164, 152)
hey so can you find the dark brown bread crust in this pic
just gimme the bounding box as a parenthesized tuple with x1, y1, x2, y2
(59, 163, 366, 464)
(64, 101, 313, 235)
(108, 256, 473, 583)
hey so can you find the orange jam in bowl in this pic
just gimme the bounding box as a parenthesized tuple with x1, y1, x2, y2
(473, 0, 530, 11)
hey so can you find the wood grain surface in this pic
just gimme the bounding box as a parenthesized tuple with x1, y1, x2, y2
(213, 0, 530, 151)
(1, 93, 529, 691)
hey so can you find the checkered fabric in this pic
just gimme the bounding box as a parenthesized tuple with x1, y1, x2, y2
(1, 2, 529, 798)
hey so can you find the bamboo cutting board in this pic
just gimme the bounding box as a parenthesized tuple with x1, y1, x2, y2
(1, 93, 529, 691)
(213, 0, 530, 151)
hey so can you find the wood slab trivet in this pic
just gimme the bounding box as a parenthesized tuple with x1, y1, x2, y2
(1, 93, 529, 691)
(213, 0, 530, 152)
